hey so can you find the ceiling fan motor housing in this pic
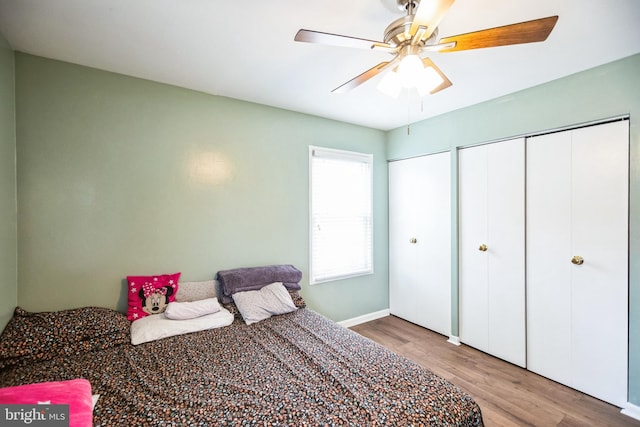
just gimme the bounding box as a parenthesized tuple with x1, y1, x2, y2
(384, 15, 438, 48)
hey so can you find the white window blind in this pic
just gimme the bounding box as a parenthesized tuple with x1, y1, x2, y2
(309, 146, 373, 284)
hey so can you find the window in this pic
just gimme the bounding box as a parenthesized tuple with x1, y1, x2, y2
(309, 146, 373, 284)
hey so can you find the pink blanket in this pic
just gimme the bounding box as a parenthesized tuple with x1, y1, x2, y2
(0, 378, 93, 427)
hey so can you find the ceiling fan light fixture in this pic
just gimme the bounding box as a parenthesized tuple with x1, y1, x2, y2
(376, 70, 402, 98)
(397, 54, 424, 88)
(416, 65, 444, 96)
(377, 55, 445, 98)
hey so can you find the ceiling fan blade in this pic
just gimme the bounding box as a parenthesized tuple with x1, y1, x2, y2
(422, 57, 452, 94)
(295, 29, 383, 50)
(332, 57, 402, 93)
(438, 15, 558, 52)
(410, 0, 455, 40)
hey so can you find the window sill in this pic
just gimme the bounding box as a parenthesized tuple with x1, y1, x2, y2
(310, 270, 373, 285)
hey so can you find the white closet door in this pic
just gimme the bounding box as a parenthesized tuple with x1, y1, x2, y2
(459, 146, 489, 352)
(527, 120, 628, 406)
(527, 131, 573, 385)
(459, 138, 525, 367)
(486, 139, 525, 367)
(570, 121, 628, 406)
(389, 152, 451, 336)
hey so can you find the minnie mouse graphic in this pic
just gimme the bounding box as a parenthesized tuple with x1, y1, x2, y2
(139, 282, 174, 315)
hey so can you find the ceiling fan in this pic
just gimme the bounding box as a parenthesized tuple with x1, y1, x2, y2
(294, 0, 558, 96)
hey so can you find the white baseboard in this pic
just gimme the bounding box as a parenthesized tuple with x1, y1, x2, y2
(447, 335, 461, 346)
(622, 402, 640, 421)
(338, 309, 390, 328)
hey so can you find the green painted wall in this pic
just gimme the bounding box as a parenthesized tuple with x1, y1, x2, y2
(387, 53, 640, 405)
(15, 53, 389, 323)
(0, 32, 16, 330)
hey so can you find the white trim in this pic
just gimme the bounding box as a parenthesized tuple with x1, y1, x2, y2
(310, 270, 373, 286)
(622, 403, 640, 421)
(310, 145, 373, 163)
(338, 309, 390, 328)
(387, 115, 630, 162)
(447, 335, 461, 346)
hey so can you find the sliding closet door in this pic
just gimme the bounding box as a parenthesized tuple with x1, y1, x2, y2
(459, 138, 525, 367)
(389, 152, 451, 336)
(569, 122, 628, 405)
(527, 120, 628, 406)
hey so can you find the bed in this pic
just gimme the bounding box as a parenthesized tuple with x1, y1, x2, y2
(0, 271, 483, 426)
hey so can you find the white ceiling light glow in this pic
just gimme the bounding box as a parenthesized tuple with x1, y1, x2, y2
(397, 54, 424, 88)
(376, 55, 445, 98)
(376, 70, 403, 98)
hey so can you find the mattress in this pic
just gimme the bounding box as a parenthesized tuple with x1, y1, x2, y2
(0, 307, 483, 426)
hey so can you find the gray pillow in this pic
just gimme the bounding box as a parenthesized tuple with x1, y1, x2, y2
(175, 280, 219, 302)
(232, 282, 297, 325)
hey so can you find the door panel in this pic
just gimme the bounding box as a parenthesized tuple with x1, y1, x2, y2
(526, 131, 573, 386)
(389, 157, 424, 324)
(487, 138, 525, 367)
(459, 139, 525, 367)
(389, 153, 451, 336)
(570, 120, 628, 406)
(527, 120, 629, 406)
(459, 146, 489, 351)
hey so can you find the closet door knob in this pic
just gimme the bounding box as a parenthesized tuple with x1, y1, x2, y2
(571, 256, 584, 265)
(478, 244, 488, 252)
(410, 238, 417, 244)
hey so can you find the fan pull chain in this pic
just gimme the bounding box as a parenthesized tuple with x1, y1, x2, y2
(407, 93, 411, 135)
(406, 93, 426, 135)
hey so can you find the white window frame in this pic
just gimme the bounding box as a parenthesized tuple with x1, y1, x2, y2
(309, 146, 374, 285)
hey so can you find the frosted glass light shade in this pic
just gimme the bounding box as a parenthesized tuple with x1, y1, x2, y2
(415, 66, 445, 96)
(376, 71, 402, 98)
(397, 54, 424, 88)
(376, 55, 446, 98)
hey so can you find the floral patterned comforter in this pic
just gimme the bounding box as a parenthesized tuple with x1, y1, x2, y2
(1, 308, 483, 426)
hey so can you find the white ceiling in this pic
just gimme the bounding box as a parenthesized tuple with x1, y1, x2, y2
(0, 0, 639, 130)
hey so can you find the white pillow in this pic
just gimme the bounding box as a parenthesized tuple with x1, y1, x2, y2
(232, 282, 297, 325)
(165, 298, 221, 320)
(130, 308, 234, 345)
(175, 280, 219, 302)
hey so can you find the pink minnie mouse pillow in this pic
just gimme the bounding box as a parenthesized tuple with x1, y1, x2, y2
(126, 273, 180, 321)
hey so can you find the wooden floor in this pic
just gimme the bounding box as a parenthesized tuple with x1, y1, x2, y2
(350, 315, 640, 427)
